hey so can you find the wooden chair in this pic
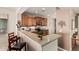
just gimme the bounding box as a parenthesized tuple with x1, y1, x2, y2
(8, 32, 26, 51)
(72, 33, 77, 48)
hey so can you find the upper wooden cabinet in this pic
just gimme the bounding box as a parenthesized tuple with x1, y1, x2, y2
(28, 17, 33, 26)
(44, 18, 47, 26)
(21, 15, 47, 26)
(34, 17, 42, 25)
(22, 15, 28, 26)
(41, 18, 47, 26)
(32, 17, 36, 26)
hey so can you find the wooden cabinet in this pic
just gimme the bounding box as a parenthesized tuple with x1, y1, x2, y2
(44, 18, 47, 26)
(28, 17, 33, 26)
(35, 17, 47, 26)
(21, 15, 47, 26)
(43, 30, 48, 36)
(41, 18, 47, 26)
(22, 15, 33, 26)
(32, 18, 36, 26)
(22, 15, 28, 26)
(41, 19, 44, 26)
(34, 17, 42, 25)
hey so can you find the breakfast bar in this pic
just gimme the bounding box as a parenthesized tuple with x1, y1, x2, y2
(18, 30, 61, 51)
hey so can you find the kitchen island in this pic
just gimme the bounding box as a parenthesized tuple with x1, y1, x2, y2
(18, 30, 61, 51)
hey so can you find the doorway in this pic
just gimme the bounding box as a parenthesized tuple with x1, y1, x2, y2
(72, 14, 79, 51)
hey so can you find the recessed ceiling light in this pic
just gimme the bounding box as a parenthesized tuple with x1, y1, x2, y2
(56, 7, 60, 10)
(42, 8, 46, 12)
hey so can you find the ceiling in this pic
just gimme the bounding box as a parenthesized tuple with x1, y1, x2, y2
(56, 7, 79, 14)
(72, 7, 79, 13)
(0, 7, 19, 11)
(2, 7, 79, 16)
(23, 7, 79, 17)
(23, 7, 56, 17)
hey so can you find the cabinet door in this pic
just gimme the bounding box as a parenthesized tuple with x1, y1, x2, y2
(22, 15, 25, 26)
(22, 16, 28, 26)
(32, 18, 36, 26)
(25, 16, 29, 26)
(42, 18, 47, 26)
(42, 19, 45, 26)
(36, 18, 42, 25)
(36, 19, 40, 25)
(42, 30, 48, 36)
(44, 19, 47, 26)
(28, 17, 33, 26)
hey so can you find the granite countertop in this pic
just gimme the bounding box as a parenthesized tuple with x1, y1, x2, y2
(41, 34, 61, 47)
(20, 30, 61, 47)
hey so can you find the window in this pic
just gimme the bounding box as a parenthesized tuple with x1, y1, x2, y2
(0, 19, 7, 33)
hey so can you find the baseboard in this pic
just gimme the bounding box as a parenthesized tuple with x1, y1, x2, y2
(58, 47, 67, 51)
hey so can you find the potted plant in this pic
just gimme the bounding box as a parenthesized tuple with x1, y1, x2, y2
(35, 27, 43, 40)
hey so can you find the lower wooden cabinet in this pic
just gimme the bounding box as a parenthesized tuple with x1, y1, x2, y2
(42, 30, 48, 36)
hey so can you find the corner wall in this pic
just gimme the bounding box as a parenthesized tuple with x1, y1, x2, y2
(0, 8, 17, 34)
(47, 11, 56, 34)
(56, 8, 75, 50)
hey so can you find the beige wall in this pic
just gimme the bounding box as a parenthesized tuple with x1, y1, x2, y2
(47, 11, 56, 34)
(56, 8, 71, 33)
(56, 8, 75, 50)
(0, 8, 17, 34)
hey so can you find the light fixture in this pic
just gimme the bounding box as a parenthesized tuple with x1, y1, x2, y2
(56, 7, 60, 10)
(58, 21, 66, 28)
(58, 21, 66, 32)
(42, 8, 46, 12)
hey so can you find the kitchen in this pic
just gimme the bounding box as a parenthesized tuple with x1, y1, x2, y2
(17, 7, 61, 51)
(18, 10, 49, 39)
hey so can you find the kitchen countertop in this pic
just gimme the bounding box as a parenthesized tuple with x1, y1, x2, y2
(19, 30, 61, 47)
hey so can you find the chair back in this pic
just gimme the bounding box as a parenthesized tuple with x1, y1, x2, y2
(8, 32, 14, 39)
(8, 32, 16, 50)
(73, 34, 77, 38)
